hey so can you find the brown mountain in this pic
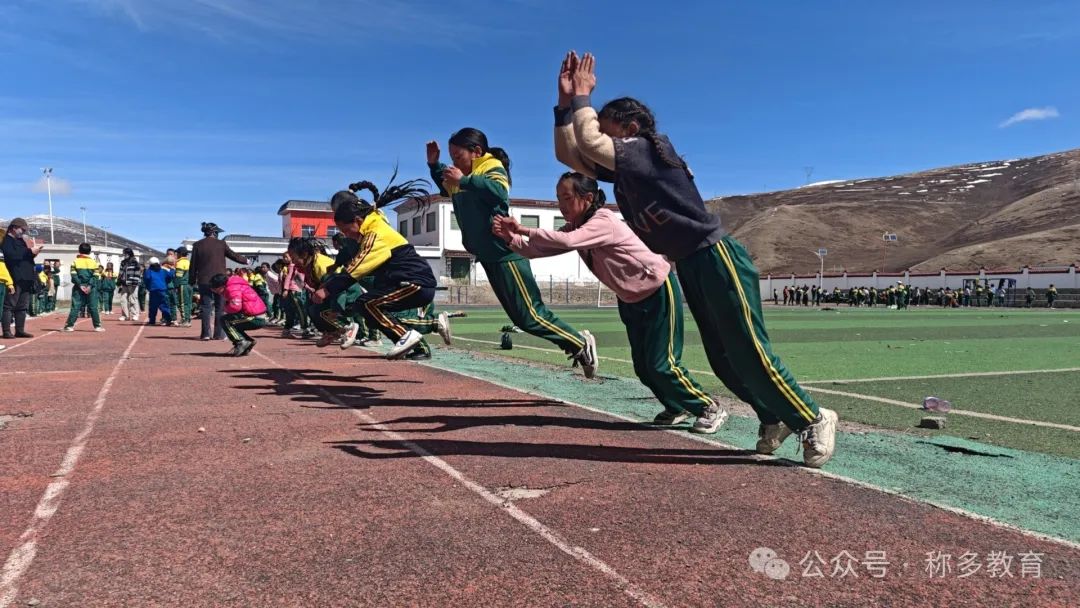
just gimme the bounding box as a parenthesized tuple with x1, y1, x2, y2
(707, 148, 1080, 275)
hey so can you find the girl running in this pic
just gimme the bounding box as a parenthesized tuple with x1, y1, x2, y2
(494, 172, 728, 433)
(315, 176, 439, 360)
(554, 52, 837, 467)
(426, 130, 598, 377)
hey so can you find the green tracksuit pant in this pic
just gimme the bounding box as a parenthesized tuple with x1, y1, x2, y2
(177, 284, 194, 324)
(223, 313, 267, 345)
(676, 236, 821, 432)
(618, 274, 714, 417)
(66, 288, 101, 329)
(481, 258, 585, 356)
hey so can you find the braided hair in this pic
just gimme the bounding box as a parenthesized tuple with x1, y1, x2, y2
(448, 128, 512, 186)
(332, 168, 433, 226)
(597, 97, 691, 179)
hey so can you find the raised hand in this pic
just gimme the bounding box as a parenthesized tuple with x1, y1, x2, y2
(572, 52, 597, 97)
(426, 140, 441, 164)
(558, 51, 578, 107)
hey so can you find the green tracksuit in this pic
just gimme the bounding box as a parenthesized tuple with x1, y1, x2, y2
(676, 236, 821, 431)
(99, 271, 116, 313)
(175, 257, 193, 324)
(619, 274, 714, 417)
(430, 156, 585, 355)
(65, 255, 101, 329)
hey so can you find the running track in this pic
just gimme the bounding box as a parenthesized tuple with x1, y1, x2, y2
(1, 317, 1077, 607)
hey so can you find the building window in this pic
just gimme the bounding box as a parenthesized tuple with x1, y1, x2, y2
(450, 212, 459, 230)
(326, 226, 339, 238)
(553, 217, 567, 230)
(301, 225, 316, 238)
(426, 212, 436, 232)
(412, 216, 422, 235)
(399, 221, 408, 235)
(521, 215, 539, 229)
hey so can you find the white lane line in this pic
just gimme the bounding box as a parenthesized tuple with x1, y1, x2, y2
(802, 367, 1080, 384)
(450, 337, 1074, 431)
(0, 371, 77, 376)
(804, 386, 1080, 432)
(418, 360, 1080, 551)
(254, 350, 667, 608)
(0, 325, 145, 608)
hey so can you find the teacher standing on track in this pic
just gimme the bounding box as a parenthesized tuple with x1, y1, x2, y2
(188, 222, 248, 341)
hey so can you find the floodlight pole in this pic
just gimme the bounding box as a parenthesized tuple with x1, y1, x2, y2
(812, 248, 826, 289)
(43, 168, 55, 244)
(80, 206, 88, 242)
(102, 226, 109, 248)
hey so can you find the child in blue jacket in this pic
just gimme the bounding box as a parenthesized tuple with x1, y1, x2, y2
(142, 257, 176, 326)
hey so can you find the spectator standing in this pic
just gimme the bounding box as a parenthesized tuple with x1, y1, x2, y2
(118, 248, 143, 322)
(188, 222, 248, 341)
(1, 218, 44, 339)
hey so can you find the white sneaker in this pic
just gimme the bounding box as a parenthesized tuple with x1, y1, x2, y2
(340, 323, 361, 349)
(690, 401, 729, 434)
(756, 422, 793, 455)
(93, 326, 105, 333)
(358, 337, 383, 348)
(118, 316, 127, 321)
(386, 330, 422, 359)
(0, 344, 6, 351)
(63, 326, 74, 332)
(572, 330, 598, 379)
(800, 408, 838, 468)
(435, 311, 452, 345)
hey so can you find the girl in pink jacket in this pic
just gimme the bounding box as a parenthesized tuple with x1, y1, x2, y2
(493, 172, 727, 434)
(210, 273, 267, 356)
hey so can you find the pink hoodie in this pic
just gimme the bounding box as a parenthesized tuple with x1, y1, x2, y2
(223, 275, 267, 316)
(508, 208, 668, 304)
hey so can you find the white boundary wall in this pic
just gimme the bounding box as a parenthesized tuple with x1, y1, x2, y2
(760, 266, 1079, 294)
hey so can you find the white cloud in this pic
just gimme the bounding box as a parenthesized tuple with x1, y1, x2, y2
(33, 176, 73, 196)
(999, 106, 1060, 128)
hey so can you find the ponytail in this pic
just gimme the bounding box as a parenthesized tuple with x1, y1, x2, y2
(333, 168, 432, 225)
(449, 127, 512, 185)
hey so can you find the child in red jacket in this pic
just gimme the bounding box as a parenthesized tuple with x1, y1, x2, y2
(210, 273, 267, 356)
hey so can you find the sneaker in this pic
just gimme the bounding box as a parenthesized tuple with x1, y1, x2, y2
(357, 337, 383, 348)
(280, 328, 294, 338)
(93, 326, 106, 333)
(340, 323, 361, 349)
(435, 311, 452, 345)
(799, 408, 838, 469)
(118, 316, 128, 321)
(652, 410, 691, 426)
(62, 327, 74, 332)
(301, 328, 318, 339)
(316, 330, 341, 348)
(404, 348, 432, 361)
(14, 332, 33, 338)
(386, 330, 423, 359)
(756, 423, 793, 455)
(201, 336, 212, 342)
(226, 343, 244, 357)
(238, 339, 256, 357)
(690, 401, 729, 434)
(0, 344, 5, 351)
(570, 330, 598, 379)
(181, 322, 192, 328)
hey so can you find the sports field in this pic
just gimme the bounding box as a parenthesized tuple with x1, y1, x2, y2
(444, 305, 1080, 459)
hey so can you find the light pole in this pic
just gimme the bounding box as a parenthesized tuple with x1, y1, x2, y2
(812, 248, 827, 289)
(102, 226, 109, 249)
(881, 232, 898, 272)
(80, 206, 88, 242)
(42, 168, 55, 244)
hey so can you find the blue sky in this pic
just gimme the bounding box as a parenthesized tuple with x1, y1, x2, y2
(2, 0, 1078, 251)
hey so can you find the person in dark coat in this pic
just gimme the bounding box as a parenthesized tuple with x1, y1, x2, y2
(188, 222, 248, 340)
(1, 218, 45, 339)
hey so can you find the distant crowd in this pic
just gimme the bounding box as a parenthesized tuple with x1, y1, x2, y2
(773, 282, 1060, 309)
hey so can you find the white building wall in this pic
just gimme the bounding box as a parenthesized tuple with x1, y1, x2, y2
(404, 201, 624, 284)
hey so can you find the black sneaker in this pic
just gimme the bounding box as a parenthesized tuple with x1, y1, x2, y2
(404, 348, 432, 361)
(239, 339, 256, 356)
(14, 332, 33, 338)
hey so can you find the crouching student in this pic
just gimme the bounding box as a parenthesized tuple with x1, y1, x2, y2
(210, 273, 267, 356)
(494, 172, 727, 433)
(316, 176, 438, 360)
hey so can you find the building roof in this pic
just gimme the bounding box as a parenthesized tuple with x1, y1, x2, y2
(277, 200, 331, 215)
(225, 234, 291, 245)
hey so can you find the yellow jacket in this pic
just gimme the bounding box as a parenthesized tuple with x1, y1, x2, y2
(0, 260, 11, 286)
